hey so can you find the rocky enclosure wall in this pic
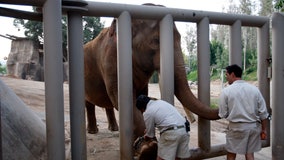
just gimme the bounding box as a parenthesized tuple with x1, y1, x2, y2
(6, 38, 44, 81)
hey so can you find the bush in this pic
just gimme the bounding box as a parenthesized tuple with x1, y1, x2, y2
(187, 70, 197, 82)
(243, 70, 257, 81)
(0, 63, 7, 75)
(187, 67, 258, 82)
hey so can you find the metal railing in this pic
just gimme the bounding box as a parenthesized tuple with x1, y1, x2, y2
(0, 0, 275, 159)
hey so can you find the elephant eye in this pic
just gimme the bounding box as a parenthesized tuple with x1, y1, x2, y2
(151, 38, 159, 45)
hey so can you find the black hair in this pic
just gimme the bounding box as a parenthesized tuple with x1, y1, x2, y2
(226, 64, 243, 78)
(136, 95, 150, 111)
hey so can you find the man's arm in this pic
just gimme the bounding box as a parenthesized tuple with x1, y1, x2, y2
(260, 118, 268, 140)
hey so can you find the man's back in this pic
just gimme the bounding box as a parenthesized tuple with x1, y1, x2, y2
(143, 100, 185, 137)
(219, 80, 267, 123)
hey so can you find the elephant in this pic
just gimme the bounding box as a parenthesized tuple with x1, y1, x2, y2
(84, 3, 219, 138)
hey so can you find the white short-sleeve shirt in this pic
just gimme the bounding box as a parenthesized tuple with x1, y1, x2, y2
(218, 80, 268, 122)
(143, 100, 185, 138)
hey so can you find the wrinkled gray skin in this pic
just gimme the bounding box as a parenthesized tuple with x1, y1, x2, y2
(83, 4, 219, 139)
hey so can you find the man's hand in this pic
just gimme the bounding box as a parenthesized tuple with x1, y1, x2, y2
(261, 130, 267, 140)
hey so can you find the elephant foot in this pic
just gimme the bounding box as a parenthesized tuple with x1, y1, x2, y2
(87, 126, 99, 134)
(108, 124, 119, 131)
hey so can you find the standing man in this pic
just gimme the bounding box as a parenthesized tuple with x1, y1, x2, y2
(136, 95, 190, 160)
(218, 64, 269, 160)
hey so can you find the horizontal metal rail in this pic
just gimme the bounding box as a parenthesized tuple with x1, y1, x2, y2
(85, 1, 269, 27)
(0, 0, 45, 6)
(0, 0, 269, 27)
(0, 6, 42, 21)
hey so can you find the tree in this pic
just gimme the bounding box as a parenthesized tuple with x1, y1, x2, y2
(275, 0, 284, 11)
(13, 18, 43, 44)
(210, 40, 228, 74)
(13, 10, 104, 61)
(0, 62, 6, 75)
(227, 0, 241, 14)
(184, 24, 197, 72)
(82, 16, 104, 44)
(259, 0, 274, 16)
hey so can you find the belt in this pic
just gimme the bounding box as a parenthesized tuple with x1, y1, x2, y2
(160, 125, 184, 135)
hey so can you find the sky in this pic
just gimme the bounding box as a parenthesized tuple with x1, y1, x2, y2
(0, 0, 231, 64)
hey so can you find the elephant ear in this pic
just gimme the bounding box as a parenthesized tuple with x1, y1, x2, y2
(108, 19, 117, 38)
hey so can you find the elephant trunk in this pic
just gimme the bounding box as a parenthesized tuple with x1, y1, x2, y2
(175, 75, 220, 120)
(174, 51, 220, 120)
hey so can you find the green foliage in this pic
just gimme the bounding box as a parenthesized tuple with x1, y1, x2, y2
(0, 63, 7, 74)
(210, 69, 221, 80)
(187, 70, 197, 81)
(275, 0, 284, 11)
(245, 49, 257, 71)
(243, 69, 257, 81)
(188, 54, 197, 72)
(259, 0, 274, 16)
(149, 71, 159, 83)
(83, 16, 104, 44)
(13, 18, 43, 44)
(210, 40, 229, 70)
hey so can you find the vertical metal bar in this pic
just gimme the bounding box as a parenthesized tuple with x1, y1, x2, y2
(272, 12, 284, 160)
(197, 17, 210, 151)
(67, 12, 87, 160)
(117, 11, 133, 160)
(257, 21, 271, 147)
(160, 14, 174, 104)
(0, 95, 2, 160)
(230, 20, 242, 66)
(43, 0, 65, 159)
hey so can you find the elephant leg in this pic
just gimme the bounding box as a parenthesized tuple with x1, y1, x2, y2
(133, 106, 146, 139)
(105, 108, 119, 131)
(85, 100, 98, 134)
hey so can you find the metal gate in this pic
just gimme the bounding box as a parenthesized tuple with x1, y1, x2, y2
(0, 0, 280, 159)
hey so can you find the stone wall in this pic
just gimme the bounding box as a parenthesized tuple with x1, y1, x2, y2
(6, 38, 44, 81)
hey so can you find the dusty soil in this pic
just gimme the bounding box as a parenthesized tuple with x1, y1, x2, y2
(0, 76, 271, 160)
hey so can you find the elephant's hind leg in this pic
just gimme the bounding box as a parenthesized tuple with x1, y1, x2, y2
(105, 108, 119, 131)
(85, 100, 98, 134)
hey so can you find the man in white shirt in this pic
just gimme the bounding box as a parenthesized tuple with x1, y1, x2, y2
(218, 64, 269, 160)
(136, 95, 190, 160)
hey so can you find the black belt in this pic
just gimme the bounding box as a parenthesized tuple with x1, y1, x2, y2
(160, 125, 184, 135)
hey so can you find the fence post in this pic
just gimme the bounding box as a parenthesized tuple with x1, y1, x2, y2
(197, 17, 211, 151)
(272, 12, 284, 160)
(117, 11, 133, 160)
(160, 14, 174, 104)
(67, 9, 87, 160)
(257, 21, 271, 147)
(43, 0, 65, 159)
(0, 92, 2, 160)
(230, 20, 242, 66)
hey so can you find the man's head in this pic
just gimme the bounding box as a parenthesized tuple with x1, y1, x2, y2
(225, 64, 243, 84)
(136, 95, 150, 112)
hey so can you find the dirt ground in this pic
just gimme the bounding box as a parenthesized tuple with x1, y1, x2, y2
(0, 76, 271, 160)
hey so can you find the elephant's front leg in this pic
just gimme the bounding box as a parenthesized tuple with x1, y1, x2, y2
(105, 108, 119, 131)
(85, 100, 98, 134)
